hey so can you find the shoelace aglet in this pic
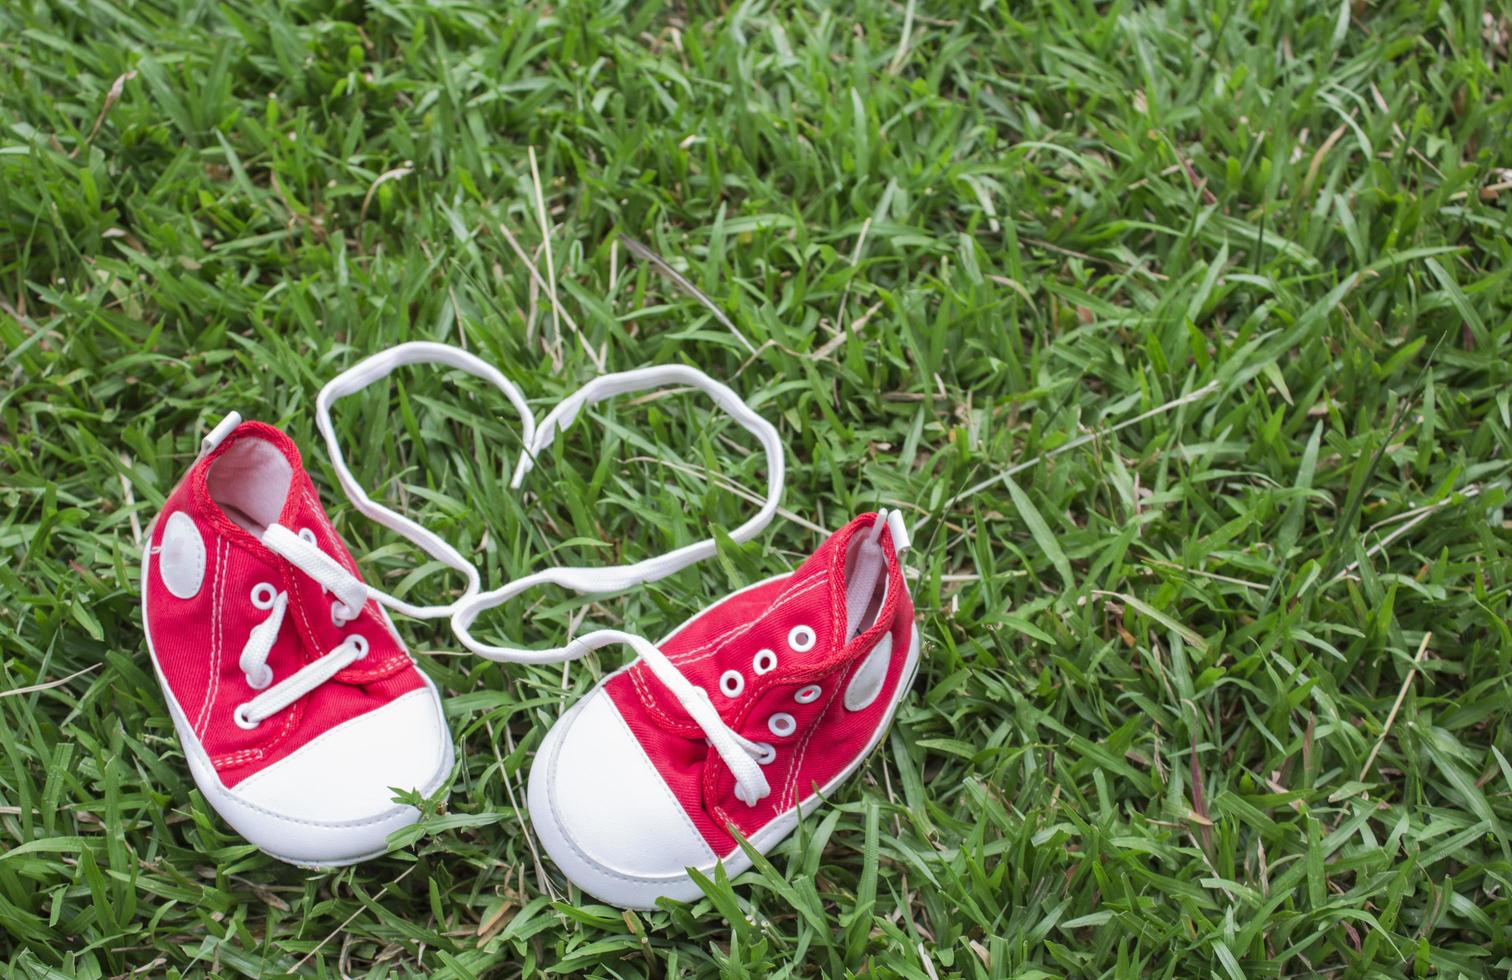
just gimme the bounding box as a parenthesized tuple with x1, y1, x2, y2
(199, 411, 242, 458)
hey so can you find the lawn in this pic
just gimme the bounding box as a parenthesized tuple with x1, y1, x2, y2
(3, 0, 1512, 975)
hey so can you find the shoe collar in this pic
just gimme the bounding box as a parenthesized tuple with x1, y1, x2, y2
(187, 418, 310, 563)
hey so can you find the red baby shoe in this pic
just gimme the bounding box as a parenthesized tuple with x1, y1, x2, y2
(528, 510, 919, 907)
(141, 414, 453, 866)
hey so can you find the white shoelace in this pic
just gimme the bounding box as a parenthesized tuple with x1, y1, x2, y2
(305, 342, 786, 804)
(232, 536, 376, 730)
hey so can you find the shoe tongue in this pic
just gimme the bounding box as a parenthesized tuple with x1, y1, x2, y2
(776, 514, 887, 637)
(638, 514, 895, 731)
(202, 423, 303, 537)
(754, 513, 890, 653)
(207, 424, 361, 622)
(842, 531, 887, 642)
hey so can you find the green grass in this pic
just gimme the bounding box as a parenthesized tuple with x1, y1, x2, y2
(3, 0, 1512, 974)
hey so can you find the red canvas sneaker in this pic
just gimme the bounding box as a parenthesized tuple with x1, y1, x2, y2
(528, 509, 919, 907)
(141, 414, 453, 866)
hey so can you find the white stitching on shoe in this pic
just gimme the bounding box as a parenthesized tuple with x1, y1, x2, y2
(782, 672, 844, 809)
(627, 578, 827, 724)
(285, 509, 327, 662)
(626, 574, 832, 738)
(659, 575, 824, 667)
(192, 538, 215, 737)
(194, 538, 227, 738)
(665, 623, 746, 667)
(670, 576, 827, 668)
(213, 748, 264, 767)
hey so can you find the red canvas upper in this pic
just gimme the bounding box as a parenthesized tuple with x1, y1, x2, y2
(143, 422, 426, 787)
(604, 513, 915, 855)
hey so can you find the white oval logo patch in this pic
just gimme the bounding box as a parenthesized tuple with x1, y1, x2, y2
(844, 632, 894, 712)
(158, 511, 206, 599)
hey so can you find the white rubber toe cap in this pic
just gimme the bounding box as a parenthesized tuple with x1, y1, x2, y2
(529, 686, 718, 907)
(194, 684, 453, 867)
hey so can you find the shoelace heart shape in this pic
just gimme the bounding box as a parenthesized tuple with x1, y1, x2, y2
(235, 342, 787, 804)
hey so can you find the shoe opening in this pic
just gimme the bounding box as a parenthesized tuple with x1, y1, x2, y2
(842, 515, 890, 642)
(207, 436, 293, 535)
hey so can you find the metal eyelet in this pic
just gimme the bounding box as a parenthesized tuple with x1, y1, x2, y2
(348, 634, 369, 659)
(767, 712, 796, 737)
(787, 625, 816, 652)
(753, 649, 778, 675)
(245, 664, 274, 691)
(330, 601, 357, 627)
(719, 670, 744, 698)
(755, 742, 777, 765)
(794, 684, 821, 704)
(233, 704, 259, 730)
(250, 583, 278, 610)
(297, 527, 318, 545)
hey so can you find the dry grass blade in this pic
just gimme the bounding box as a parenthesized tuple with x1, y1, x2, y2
(495, 222, 606, 370)
(528, 146, 564, 368)
(921, 380, 1221, 529)
(1327, 485, 1484, 586)
(76, 69, 136, 155)
(360, 165, 415, 226)
(0, 664, 101, 699)
(1358, 632, 1434, 783)
(618, 234, 757, 354)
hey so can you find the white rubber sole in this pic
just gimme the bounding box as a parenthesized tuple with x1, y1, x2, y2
(528, 624, 922, 908)
(140, 513, 453, 868)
